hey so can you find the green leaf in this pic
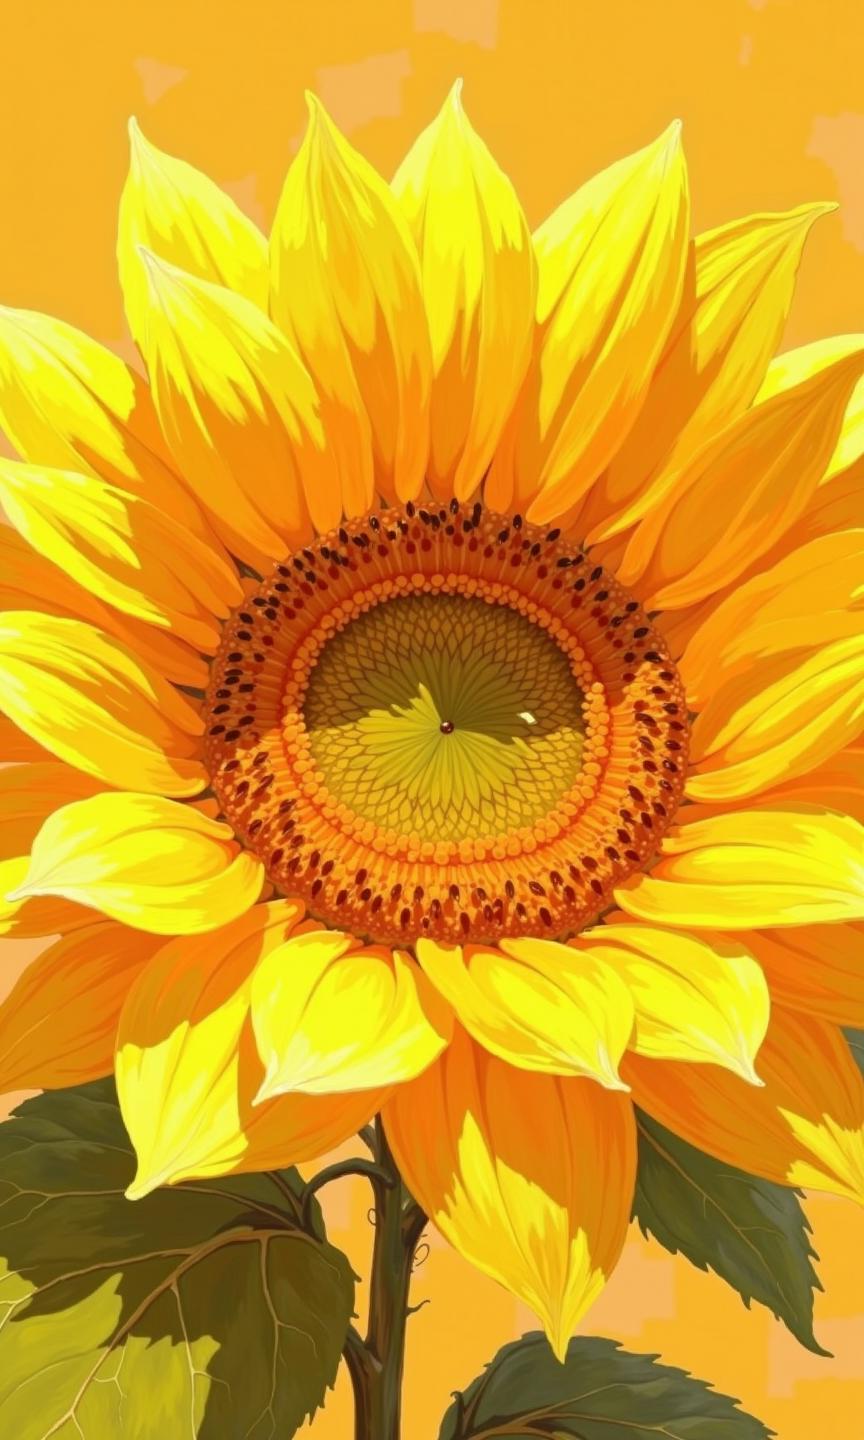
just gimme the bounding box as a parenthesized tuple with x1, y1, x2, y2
(438, 1332, 773, 1439)
(633, 1107, 827, 1356)
(844, 1027, 864, 1077)
(0, 1080, 355, 1439)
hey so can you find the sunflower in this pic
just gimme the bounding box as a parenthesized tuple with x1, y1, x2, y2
(1, 83, 863, 1360)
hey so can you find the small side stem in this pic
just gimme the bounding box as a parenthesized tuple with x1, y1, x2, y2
(346, 1117, 426, 1440)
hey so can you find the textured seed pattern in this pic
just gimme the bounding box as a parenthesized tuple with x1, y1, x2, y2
(304, 592, 587, 841)
(204, 500, 688, 945)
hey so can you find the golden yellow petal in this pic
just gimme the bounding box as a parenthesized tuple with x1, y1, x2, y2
(8, 791, 264, 934)
(619, 347, 864, 610)
(681, 529, 864, 709)
(0, 460, 242, 651)
(0, 611, 206, 796)
(138, 253, 348, 565)
(251, 936, 451, 1098)
(578, 204, 834, 543)
(0, 921, 162, 1090)
(574, 923, 768, 1079)
(416, 936, 632, 1086)
(491, 124, 689, 524)
(394, 81, 536, 500)
(615, 804, 864, 928)
(0, 521, 209, 688)
(686, 635, 864, 803)
(118, 117, 268, 352)
(0, 306, 215, 543)
(384, 1028, 636, 1358)
(271, 95, 426, 506)
(757, 332, 864, 481)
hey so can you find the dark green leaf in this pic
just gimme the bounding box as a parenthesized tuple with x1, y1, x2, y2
(633, 1107, 827, 1356)
(0, 1080, 354, 1438)
(844, 1027, 864, 1078)
(439, 1332, 773, 1439)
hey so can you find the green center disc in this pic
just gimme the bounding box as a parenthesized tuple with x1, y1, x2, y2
(302, 592, 587, 842)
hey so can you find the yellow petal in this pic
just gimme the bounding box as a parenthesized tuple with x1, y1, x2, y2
(393, 81, 535, 500)
(139, 253, 349, 566)
(0, 460, 242, 651)
(578, 205, 834, 543)
(0, 760, 106, 859)
(744, 924, 864, 1028)
(415, 936, 632, 1086)
(624, 1006, 864, 1202)
(384, 1028, 636, 1358)
(615, 804, 864, 928)
(0, 611, 206, 796)
(0, 921, 162, 1090)
(0, 764, 107, 938)
(8, 791, 264, 934)
(686, 635, 864, 803)
(0, 306, 214, 543)
(0, 854, 93, 938)
(619, 347, 864, 610)
(681, 529, 864, 709)
(491, 124, 689, 524)
(749, 742, 864, 821)
(116, 899, 383, 1194)
(251, 935, 452, 1098)
(271, 95, 426, 506)
(0, 520, 209, 688)
(118, 118, 268, 353)
(756, 333, 864, 482)
(0, 714, 46, 763)
(574, 923, 768, 1079)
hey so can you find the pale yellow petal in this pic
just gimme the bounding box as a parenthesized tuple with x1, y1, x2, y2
(139, 254, 346, 566)
(0, 460, 242, 651)
(624, 1007, 864, 1203)
(393, 81, 535, 500)
(0, 921, 162, 1090)
(384, 1028, 636, 1358)
(8, 791, 264, 934)
(118, 117, 268, 352)
(271, 95, 426, 505)
(615, 804, 864, 928)
(578, 205, 834, 543)
(251, 935, 451, 1098)
(416, 936, 632, 1086)
(619, 347, 864, 610)
(489, 124, 689, 523)
(574, 923, 768, 1079)
(0, 611, 206, 796)
(0, 520, 209, 688)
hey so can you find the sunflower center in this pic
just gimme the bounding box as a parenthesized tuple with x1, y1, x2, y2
(205, 501, 688, 945)
(303, 592, 588, 843)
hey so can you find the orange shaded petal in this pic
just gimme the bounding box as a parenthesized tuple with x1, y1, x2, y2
(624, 1007, 864, 1202)
(384, 1027, 636, 1358)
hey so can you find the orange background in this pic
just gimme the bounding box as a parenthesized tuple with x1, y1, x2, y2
(2, 1, 863, 1435)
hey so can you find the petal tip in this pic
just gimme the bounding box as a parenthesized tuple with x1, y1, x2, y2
(125, 1170, 162, 1202)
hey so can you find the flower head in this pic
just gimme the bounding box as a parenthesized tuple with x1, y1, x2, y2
(1, 86, 863, 1358)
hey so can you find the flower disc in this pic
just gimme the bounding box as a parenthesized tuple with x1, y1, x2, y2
(206, 501, 688, 944)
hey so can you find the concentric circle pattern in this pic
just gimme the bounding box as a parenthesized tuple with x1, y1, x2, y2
(206, 500, 688, 944)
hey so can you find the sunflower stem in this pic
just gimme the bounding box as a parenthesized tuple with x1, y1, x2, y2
(345, 1115, 426, 1440)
